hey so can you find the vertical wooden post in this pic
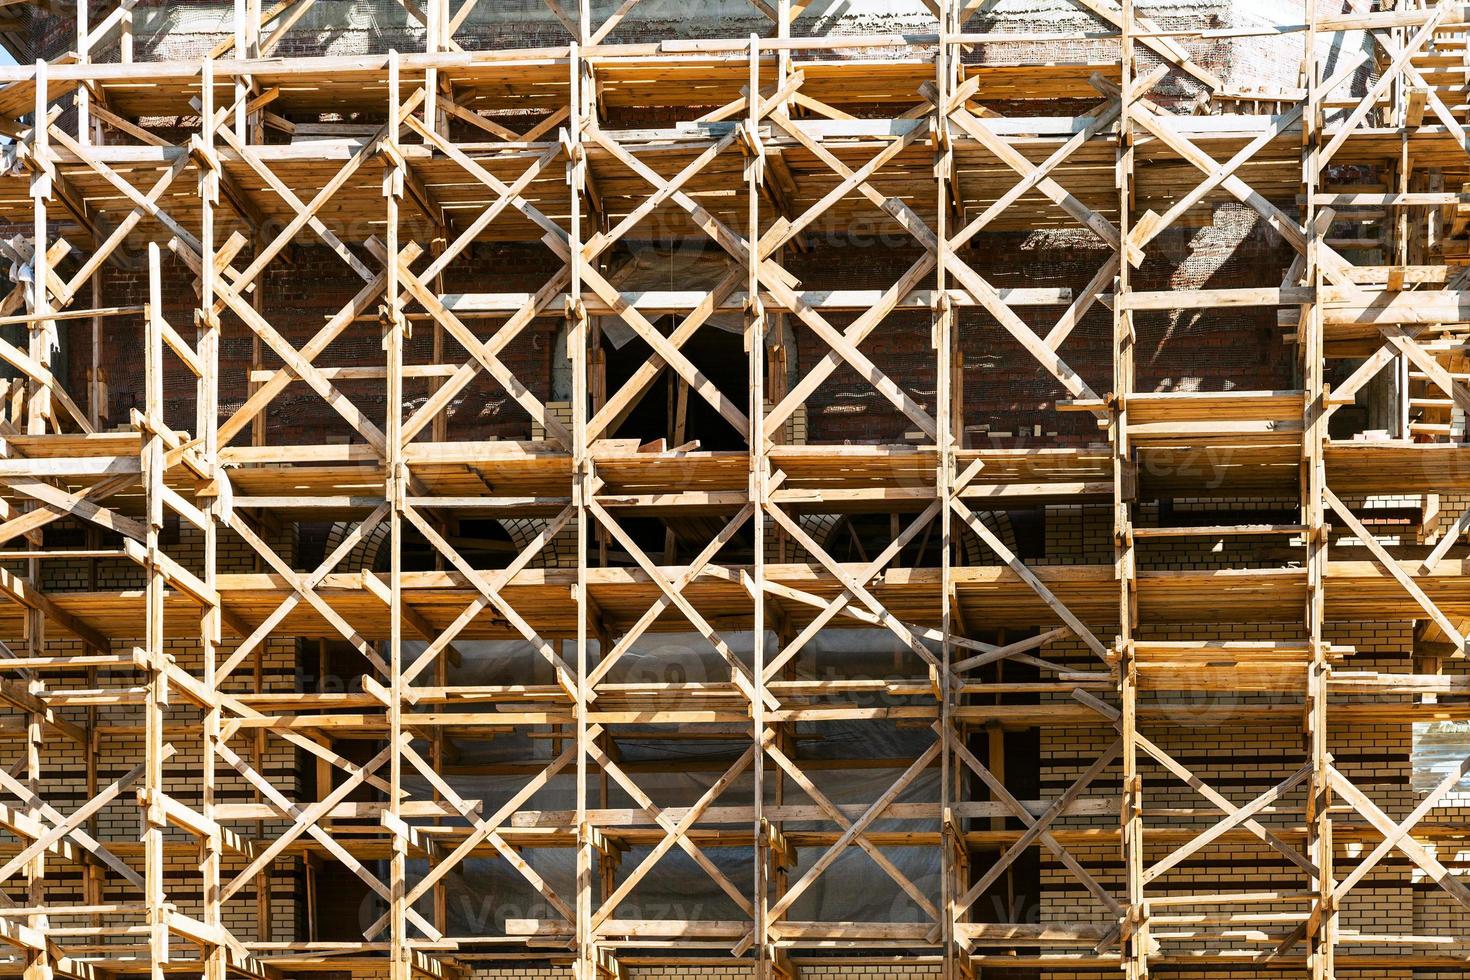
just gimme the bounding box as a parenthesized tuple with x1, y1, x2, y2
(385, 49, 410, 980)
(77, 2, 90, 145)
(120, 0, 134, 65)
(935, 0, 959, 975)
(29, 60, 52, 437)
(234, 0, 261, 142)
(1303, 8, 1336, 979)
(89, 276, 103, 430)
(199, 54, 228, 980)
(1116, 3, 1144, 978)
(22, 373, 46, 980)
(430, 245, 448, 444)
(425, 0, 445, 133)
(235, 0, 268, 450)
(776, 0, 791, 87)
(21, 627, 44, 980)
(252, 647, 269, 939)
(568, 38, 595, 980)
(746, 31, 770, 980)
(143, 241, 167, 980)
(21, 61, 53, 980)
(81, 0, 102, 433)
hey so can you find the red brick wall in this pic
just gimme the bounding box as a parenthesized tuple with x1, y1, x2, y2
(782, 209, 1294, 447)
(77, 243, 563, 442)
(72, 218, 1294, 448)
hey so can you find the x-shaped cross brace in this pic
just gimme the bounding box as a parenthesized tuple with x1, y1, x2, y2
(207, 92, 429, 455)
(954, 735, 1121, 916)
(1269, 754, 1470, 957)
(0, 473, 143, 546)
(0, 753, 157, 887)
(361, 740, 579, 939)
(761, 498, 944, 681)
(1325, 485, 1468, 653)
(399, 501, 576, 687)
(1321, 5, 1465, 168)
(217, 242, 422, 447)
(1128, 102, 1354, 285)
(217, 735, 442, 940)
(587, 76, 943, 443)
(589, 727, 756, 917)
(921, 73, 1167, 410)
(764, 499, 952, 684)
(951, 466, 1109, 661)
(948, 727, 1121, 920)
(586, 502, 754, 695)
(393, 118, 575, 446)
(764, 726, 942, 924)
(1135, 729, 1318, 881)
(1144, 762, 1313, 884)
(221, 506, 391, 681)
(757, 108, 943, 440)
(587, 494, 777, 711)
(0, 749, 149, 890)
(206, 673, 400, 802)
(396, 258, 575, 448)
(593, 743, 756, 931)
(1330, 757, 1470, 910)
(578, 129, 756, 441)
(400, 501, 578, 697)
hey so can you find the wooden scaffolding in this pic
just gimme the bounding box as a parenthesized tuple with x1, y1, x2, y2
(0, 0, 1465, 977)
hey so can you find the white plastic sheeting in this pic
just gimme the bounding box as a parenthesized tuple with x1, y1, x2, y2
(400, 628, 942, 932)
(1412, 720, 1470, 804)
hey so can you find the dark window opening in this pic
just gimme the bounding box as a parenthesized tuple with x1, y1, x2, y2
(963, 628, 1041, 974)
(306, 639, 385, 943)
(602, 320, 748, 452)
(597, 321, 754, 561)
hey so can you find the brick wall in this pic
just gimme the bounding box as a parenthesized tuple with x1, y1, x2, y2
(0, 521, 303, 943)
(1029, 497, 1434, 978)
(2, 2, 1420, 976)
(66, 219, 1296, 453)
